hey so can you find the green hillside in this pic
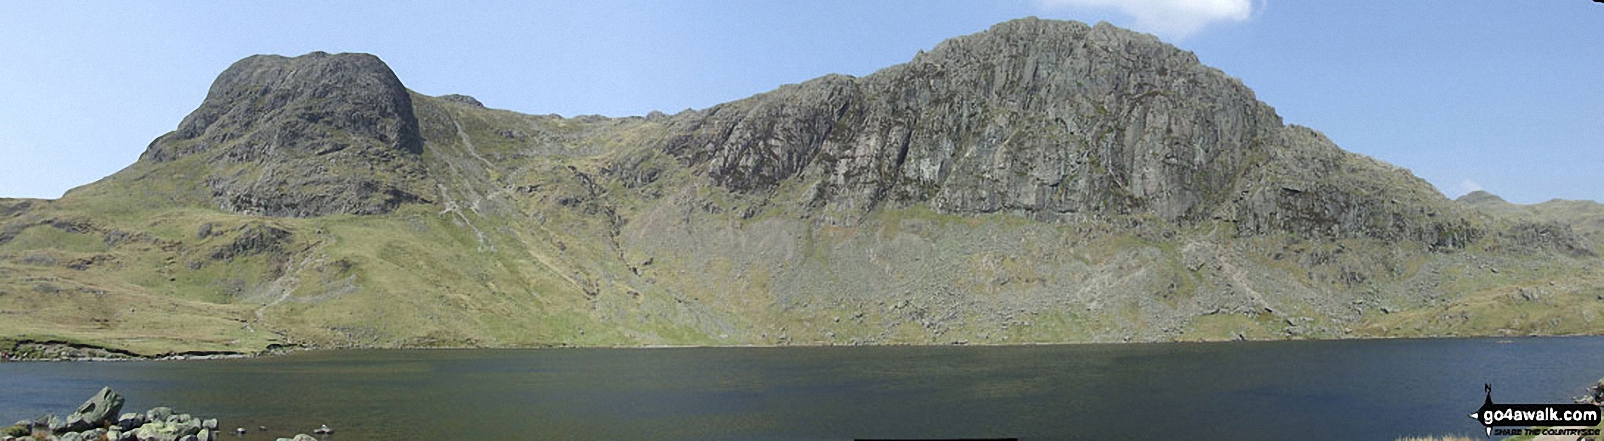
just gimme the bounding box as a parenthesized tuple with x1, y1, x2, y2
(2, 19, 1600, 358)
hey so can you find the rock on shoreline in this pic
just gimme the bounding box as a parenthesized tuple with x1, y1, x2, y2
(1575, 377, 1604, 406)
(0, 387, 322, 441)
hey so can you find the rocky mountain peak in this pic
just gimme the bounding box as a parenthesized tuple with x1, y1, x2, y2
(664, 17, 1282, 224)
(151, 51, 422, 160)
(136, 51, 431, 217)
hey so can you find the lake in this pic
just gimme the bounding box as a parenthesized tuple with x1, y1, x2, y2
(3, 337, 1602, 440)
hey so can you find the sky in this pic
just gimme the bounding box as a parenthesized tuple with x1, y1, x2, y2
(0, 0, 1598, 204)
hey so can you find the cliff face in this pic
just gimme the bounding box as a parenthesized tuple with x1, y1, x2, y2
(1, 18, 1600, 356)
(659, 19, 1477, 249)
(140, 52, 431, 217)
(665, 20, 1279, 224)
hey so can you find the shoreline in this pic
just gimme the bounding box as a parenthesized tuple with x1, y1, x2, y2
(4, 332, 1600, 363)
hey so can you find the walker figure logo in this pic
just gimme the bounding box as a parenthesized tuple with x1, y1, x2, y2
(1470, 384, 1601, 437)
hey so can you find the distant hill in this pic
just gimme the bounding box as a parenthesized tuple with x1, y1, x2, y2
(2, 18, 1600, 357)
(1458, 190, 1604, 250)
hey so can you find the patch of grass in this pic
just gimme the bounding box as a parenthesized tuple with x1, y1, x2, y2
(0, 225, 107, 253)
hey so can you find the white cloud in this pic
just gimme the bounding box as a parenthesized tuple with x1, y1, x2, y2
(1458, 179, 1483, 196)
(1036, 0, 1255, 39)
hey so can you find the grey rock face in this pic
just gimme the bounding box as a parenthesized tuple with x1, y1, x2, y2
(1228, 126, 1479, 246)
(139, 51, 431, 217)
(66, 386, 123, 432)
(655, 18, 1482, 246)
(164, 51, 423, 157)
(663, 74, 859, 196)
(665, 18, 1280, 224)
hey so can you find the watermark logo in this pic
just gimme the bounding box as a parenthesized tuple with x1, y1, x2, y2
(1470, 383, 1601, 437)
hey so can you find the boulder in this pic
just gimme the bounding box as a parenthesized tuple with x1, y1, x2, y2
(145, 407, 173, 424)
(171, 418, 201, 437)
(178, 435, 198, 441)
(59, 432, 83, 441)
(67, 387, 125, 430)
(196, 428, 211, 441)
(292, 435, 318, 441)
(116, 413, 146, 430)
(46, 414, 66, 433)
(200, 419, 217, 431)
(82, 428, 106, 440)
(135, 421, 181, 441)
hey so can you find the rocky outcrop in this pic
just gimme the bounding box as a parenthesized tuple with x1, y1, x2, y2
(139, 52, 431, 217)
(657, 18, 1479, 248)
(1, 388, 229, 441)
(667, 18, 1282, 222)
(206, 222, 291, 262)
(1502, 221, 1594, 257)
(1229, 126, 1481, 247)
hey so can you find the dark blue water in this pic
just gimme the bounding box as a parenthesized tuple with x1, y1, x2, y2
(2, 337, 1600, 440)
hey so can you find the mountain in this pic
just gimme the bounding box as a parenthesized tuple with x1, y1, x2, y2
(2, 18, 1600, 357)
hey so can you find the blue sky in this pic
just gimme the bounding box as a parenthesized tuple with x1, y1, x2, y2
(0, 1, 1598, 203)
